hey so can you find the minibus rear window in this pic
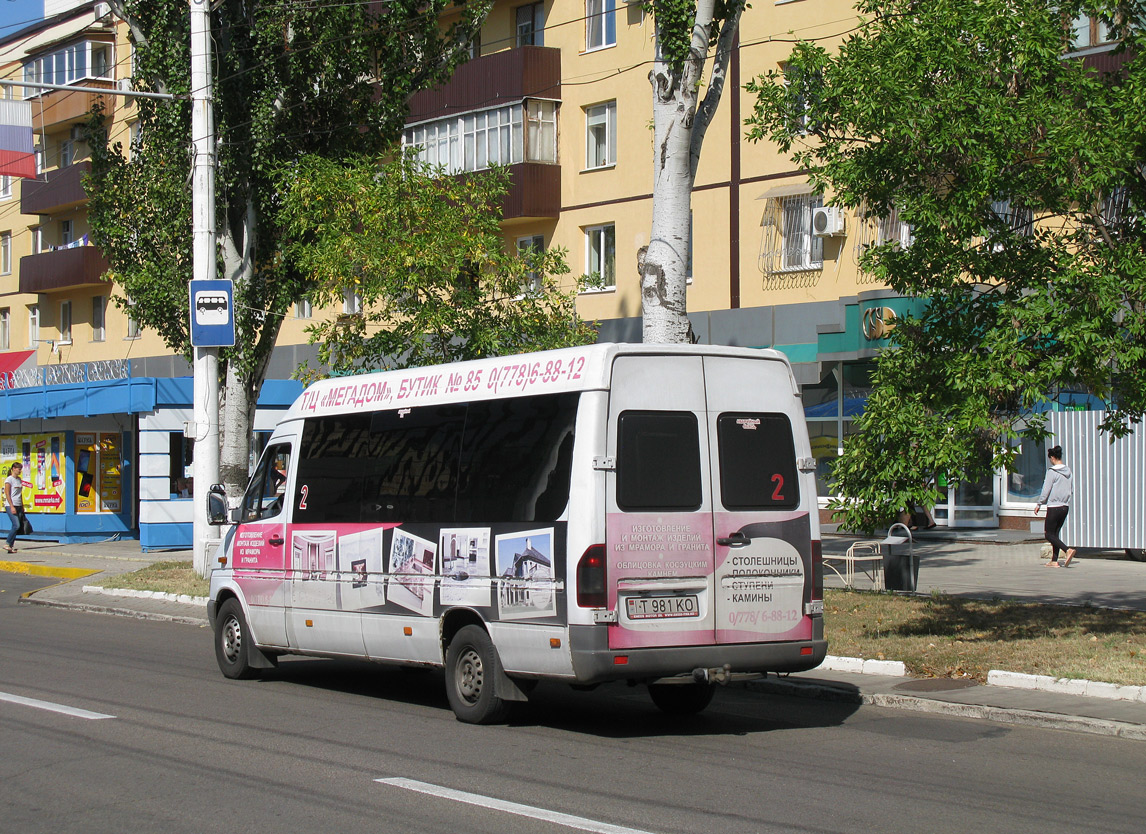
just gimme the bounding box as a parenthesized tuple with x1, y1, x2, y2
(617, 411, 703, 511)
(717, 413, 799, 510)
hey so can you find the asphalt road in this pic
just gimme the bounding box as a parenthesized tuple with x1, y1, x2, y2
(2, 571, 1144, 834)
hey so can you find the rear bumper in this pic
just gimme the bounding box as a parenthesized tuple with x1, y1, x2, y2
(567, 623, 828, 684)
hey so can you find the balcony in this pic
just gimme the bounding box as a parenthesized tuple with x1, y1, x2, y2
(502, 162, 560, 219)
(408, 46, 561, 123)
(29, 81, 116, 131)
(19, 245, 109, 294)
(22, 161, 91, 215)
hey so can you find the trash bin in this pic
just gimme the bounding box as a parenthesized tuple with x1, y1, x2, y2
(880, 523, 918, 592)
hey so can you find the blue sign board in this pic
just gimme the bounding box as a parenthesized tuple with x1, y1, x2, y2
(189, 280, 235, 347)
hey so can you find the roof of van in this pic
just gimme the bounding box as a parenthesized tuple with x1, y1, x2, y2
(280, 343, 794, 422)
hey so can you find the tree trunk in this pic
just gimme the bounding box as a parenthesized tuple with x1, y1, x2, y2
(643, 0, 740, 344)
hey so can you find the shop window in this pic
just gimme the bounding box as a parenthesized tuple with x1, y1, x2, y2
(169, 433, 194, 497)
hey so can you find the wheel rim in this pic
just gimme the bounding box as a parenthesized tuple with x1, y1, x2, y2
(455, 646, 484, 704)
(221, 614, 242, 664)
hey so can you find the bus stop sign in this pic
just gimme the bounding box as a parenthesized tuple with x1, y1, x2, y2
(189, 280, 235, 347)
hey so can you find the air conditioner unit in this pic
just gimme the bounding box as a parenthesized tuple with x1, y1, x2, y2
(812, 206, 846, 236)
(117, 78, 132, 92)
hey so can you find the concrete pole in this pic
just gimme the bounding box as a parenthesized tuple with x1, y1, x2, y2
(190, 0, 220, 576)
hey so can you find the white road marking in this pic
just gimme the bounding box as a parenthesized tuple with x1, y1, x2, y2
(376, 777, 657, 834)
(0, 691, 115, 720)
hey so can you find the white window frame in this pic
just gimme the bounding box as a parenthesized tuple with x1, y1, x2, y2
(59, 300, 72, 344)
(585, 101, 616, 170)
(92, 295, 106, 342)
(61, 219, 74, 247)
(761, 193, 824, 275)
(586, 0, 616, 51)
(0, 176, 11, 200)
(517, 234, 545, 293)
(342, 288, 362, 315)
(28, 305, 39, 347)
(583, 223, 616, 291)
(295, 299, 312, 319)
(0, 308, 9, 351)
(21, 40, 114, 97)
(125, 298, 141, 339)
(0, 231, 10, 275)
(61, 138, 74, 168)
(516, 2, 545, 47)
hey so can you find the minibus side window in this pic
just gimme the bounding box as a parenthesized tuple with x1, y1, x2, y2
(616, 411, 703, 511)
(241, 443, 292, 522)
(717, 413, 799, 509)
(294, 414, 378, 524)
(456, 393, 579, 522)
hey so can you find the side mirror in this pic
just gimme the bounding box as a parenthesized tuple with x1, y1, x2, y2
(206, 483, 229, 525)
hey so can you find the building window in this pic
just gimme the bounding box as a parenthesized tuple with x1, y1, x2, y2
(517, 234, 545, 293)
(1072, 14, 1113, 51)
(92, 295, 106, 342)
(126, 298, 141, 339)
(61, 138, 74, 168)
(1, 231, 10, 274)
(21, 40, 113, 94)
(584, 223, 616, 289)
(61, 219, 74, 247)
(342, 288, 362, 315)
(516, 2, 545, 46)
(31, 225, 42, 253)
(404, 99, 557, 173)
(59, 301, 72, 344)
(761, 193, 824, 274)
(28, 305, 39, 346)
(586, 0, 616, 50)
(0, 308, 9, 351)
(295, 299, 312, 319)
(0, 176, 10, 200)
(585, 101, 616, 169)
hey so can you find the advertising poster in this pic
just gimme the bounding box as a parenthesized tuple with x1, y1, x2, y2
(98, 433, 122, 513)
(388, 528, 436, 616)
(0, 433, 66, 514)
(439, 528, 492, 608)
(495, 529, 557, 620)
(74, 432, 124, 515)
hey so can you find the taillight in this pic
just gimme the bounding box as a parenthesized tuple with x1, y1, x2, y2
(576, 544, 606, 608)
(811, 539, 823, 602)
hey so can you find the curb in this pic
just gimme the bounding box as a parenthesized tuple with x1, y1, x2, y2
(81, 585, 209, 607)
(21, 594, 208, 626)
(747, 676, 1146, 741)
(987, 670, 1146, 704)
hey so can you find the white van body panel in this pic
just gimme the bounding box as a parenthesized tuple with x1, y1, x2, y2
(208, 344, 826, 693)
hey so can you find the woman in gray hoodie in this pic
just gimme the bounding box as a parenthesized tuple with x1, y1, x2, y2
(1035, 445, 1076, 567)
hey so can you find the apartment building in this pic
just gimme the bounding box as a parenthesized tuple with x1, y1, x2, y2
(0, 0, 1135, 545)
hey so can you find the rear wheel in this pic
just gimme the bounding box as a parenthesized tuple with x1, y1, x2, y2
(215, 598, 260, 680)
(1127, 549, 1146, 562)
(648, 682, 715, 716)
(445, 625, 511, 724)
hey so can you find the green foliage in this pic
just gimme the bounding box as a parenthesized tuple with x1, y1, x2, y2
(87, 0, 486, 375)
(746, 0, 1146, 532)
(643, 0, 746, 78)
(279, 154, 598, 376)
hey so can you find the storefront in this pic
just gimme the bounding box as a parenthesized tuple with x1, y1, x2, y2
(0, 366, 301, 548)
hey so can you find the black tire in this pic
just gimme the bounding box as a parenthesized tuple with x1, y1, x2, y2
(1127, 549, 1146, 562)
(444, 625, 510, 724)
(214, 598, 260, 680)
(648, 682, 715, 716)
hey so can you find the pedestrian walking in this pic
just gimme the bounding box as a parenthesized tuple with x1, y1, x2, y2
(5, 461, 26, 554)
(1034, 445, 1076, 568)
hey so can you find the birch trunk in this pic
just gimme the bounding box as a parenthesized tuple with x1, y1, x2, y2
(643, 0, 742, 343)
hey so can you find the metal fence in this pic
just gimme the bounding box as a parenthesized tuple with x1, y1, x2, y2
(1, 359, 131, 391)
(1051, 410, 1146, 551)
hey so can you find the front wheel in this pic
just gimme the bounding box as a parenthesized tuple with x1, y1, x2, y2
(648, 682, 715, 716)
(214, 598, 260, 680)
(445, 625, 510, 724)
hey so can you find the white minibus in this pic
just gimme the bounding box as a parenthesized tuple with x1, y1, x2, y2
(207, 343, 826, 722)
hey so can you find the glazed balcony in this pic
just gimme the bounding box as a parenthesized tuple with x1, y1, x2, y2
(19, 245, 109, 294)
(21, 161, 90, 215)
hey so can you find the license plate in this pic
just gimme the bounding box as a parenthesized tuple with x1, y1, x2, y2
(626, 594, 700, 620)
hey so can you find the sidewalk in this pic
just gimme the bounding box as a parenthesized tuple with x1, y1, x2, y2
(5, 533, 1146, 739)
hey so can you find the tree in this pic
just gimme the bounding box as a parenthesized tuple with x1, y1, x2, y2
(744, 0, 1146, 532)
(640, 0, 746, 343)
(87, 1, 485, 502)
(278, 154, 598, 374)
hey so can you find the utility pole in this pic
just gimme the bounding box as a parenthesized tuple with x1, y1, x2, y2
(190, 0, 220, 576)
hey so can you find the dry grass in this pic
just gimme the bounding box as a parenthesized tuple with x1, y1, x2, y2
(93, 560, 209, 598)
(825, 589, 1146, 686)
(93, 564, 1146, 685)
